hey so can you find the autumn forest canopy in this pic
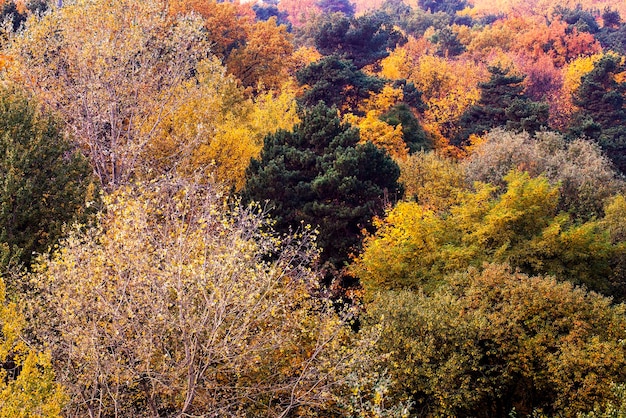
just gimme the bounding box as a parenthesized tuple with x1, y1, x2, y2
(2, 0, 626, 416)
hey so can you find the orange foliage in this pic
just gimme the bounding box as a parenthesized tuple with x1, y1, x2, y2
(226, 17, 294, 90)
(169, 0, 255, 58)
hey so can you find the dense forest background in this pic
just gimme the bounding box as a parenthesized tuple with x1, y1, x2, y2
(1, 0, 626, 416)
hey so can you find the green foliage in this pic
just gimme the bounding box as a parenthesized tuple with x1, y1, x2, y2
(353, 170, 621, 296)
(313, 11, 406, 69)
(463, 129, 624, 220)
(297, 56, 386, 111)
(553, 5, 600, 34)
(317, 0, 355, 16)
(380, 103, 432, 152)
(243, 103, 402, 272)
(418, 0, 467, 14)
(429, 26, 466, 57)
(569, 54, 626, 174)
(363, 264, 626, 417)
(456, 66, 549, 146)
(0, 86, 97, 272)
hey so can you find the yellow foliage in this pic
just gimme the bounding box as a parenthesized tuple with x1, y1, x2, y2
(360, 85, 405, 116)
(28, 178, 364, 416)
(562, 54, 604, 99)
(407, 55, 487, 141)
(0, 278, 66, 416)
(379, 47, 412, 80)
(9, 0, 209, 189)
(345, 111, 408, 159)
(145, 59, 299, 190)
(398, 151, 466, 211)
(226, 17, 295, 90)
(291, 46, 323, 72)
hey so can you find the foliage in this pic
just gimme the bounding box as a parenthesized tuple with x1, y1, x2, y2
(569, 53, 626, 174)
(344, 111, 408, 159)
(297, 56, 385, 111)
(28, 176, 364, 417)
(313, 10, 406, 69)
(317, 0, 356, 16)
(10, 0, 209, 190)
(382, 49, 487, 142)
(463, 129, 624, 220)
(243, 103, 402, 272)
(456, 66, 549, 145)
(0, 85, 97, 273)
(579, 384, 626, 417)
(362, 264, 626, 417)
(352, 170, 622, 295)
(418, 0, 467, 14)
(0, 276, 66, 417)
(225, 16, 294, 91)
(380, 103, 432, 152)
(144, 59, 300, 190)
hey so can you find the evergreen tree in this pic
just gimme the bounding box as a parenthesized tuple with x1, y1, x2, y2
(455, 66, 549, 146)
(296, 56, 385, 111)
(418, 0, 467, 14)
(243, 103, 402, 273)
(380, 103, 432, 152)
(0, 86, 97, 271)
(569, 54, 626, 174)
(317, 0, 355, 16)
(314, 11, 406, 69)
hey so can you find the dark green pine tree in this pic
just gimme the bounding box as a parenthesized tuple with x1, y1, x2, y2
(569, 54, 626, 174)
(418, 0, 467, 14)
(296, 56, 385, 111)
(380, 103, 432, 152)
(0, 86, 98, 272)
(313, 11, 406, 69)
(454, 66, 549, 146)
(316, 0, 355, 16)
(243, 103, 402, 274)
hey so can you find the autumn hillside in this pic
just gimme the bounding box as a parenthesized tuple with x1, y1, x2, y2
(1, 0, 626, 416)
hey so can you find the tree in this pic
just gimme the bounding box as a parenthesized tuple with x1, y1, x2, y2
(0, 85, 96, 272)
(569, 54, 626, 175)
(455, 66, 549, 146)
(141, 59, 300, 191)
(243, 103, 402, 273)
(397, 151, 466, 211)
(10, 0, 209, 190)
(463, 129, 624, 220)
(0, 276, 66, 417)
(317, 0, 355, 16)
(314, 11, 406, 69)
(429, 26, 465, 57)
(28, 177, 362, 417)
(418, 0, 467, 14)
(352, 170, 623, 296)
(362, 264, 626, 417)
(0, 1, 26, 32)
(296, 56, 385, 111)
(380, 103, 432, 152)
(225, 17, 294, 91)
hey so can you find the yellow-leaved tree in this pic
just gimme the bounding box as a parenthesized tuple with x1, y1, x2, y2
(9, 0, 209, 190)
(344, 86, 409, 159)
(144, 59, 300, 190)
(27, 176, 391, 417)
(0, 276, 66, 417)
